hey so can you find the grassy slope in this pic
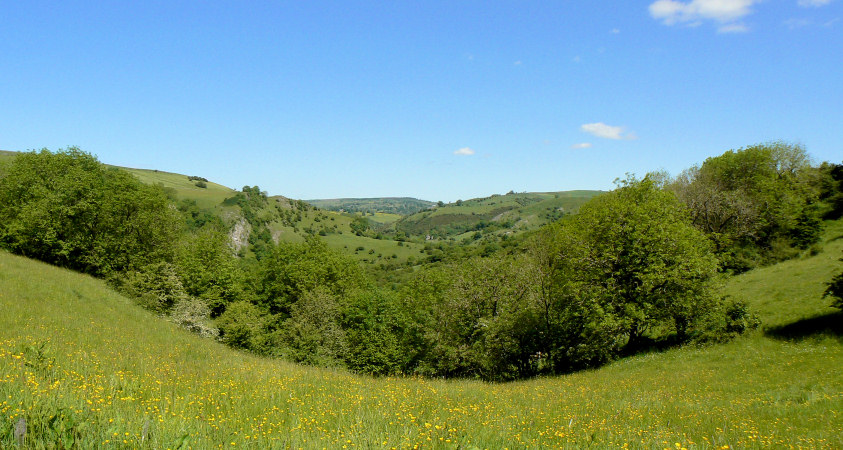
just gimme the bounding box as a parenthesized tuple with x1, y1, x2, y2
(265, 208, 425, 265)
(721, 219, 843, 328)
(0, 153, 414, 262)
(397, 190, 603, 238)
(118, 167, 236, 210)
(2, 223, 843, 448)
(0, 150, 17, 164)
(0, 151, 236, 210)
(305, 198, 435, 217)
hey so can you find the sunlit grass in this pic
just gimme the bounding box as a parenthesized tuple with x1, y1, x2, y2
(119, 167, 236, 209)
(722, 219, 843, 328)
(2, 221, 842, 448)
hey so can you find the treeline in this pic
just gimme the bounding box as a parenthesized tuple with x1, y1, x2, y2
(669, 142, 830, 272)
(0, 149, 181, 275)
(1, 144, 840, 381)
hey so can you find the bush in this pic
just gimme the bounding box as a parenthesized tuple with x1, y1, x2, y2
(169, 298, 219, 338)
(110, 262, 188, 313)
(215, 301, 267, 351)
(277, 289, 348, 367)
(342, 289, 411, 376)
(825, 268, 843, 310)
(723, 299, 761, 335)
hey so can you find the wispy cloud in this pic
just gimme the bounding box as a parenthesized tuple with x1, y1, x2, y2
(718, 22, 750, 33)
(611, 28, 621, 34)
(454, 147, 476, 156)
(798, 0, 832, 7)
(580, 122, 637, 140)
(784, 18, 811, 29)
(649, 0, 758, 32)
(570, 142, 593, 149)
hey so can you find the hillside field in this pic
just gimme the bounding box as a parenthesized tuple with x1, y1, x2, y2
(396, 190, 603, 239)
(118, 167, 237, 210)
(2, 220, 842, 447)
(305, 198, 435, 217)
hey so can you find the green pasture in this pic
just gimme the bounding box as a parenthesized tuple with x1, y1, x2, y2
(321, 233, 425, 265)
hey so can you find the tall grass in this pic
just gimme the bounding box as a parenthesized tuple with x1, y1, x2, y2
(1, 222, 842, 448)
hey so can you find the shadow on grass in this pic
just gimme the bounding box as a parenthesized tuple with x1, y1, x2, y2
(765, 311, 843, 341)
(620, 335, 683, 358)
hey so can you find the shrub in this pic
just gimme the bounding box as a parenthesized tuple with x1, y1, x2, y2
(278, 289, 348, 367)
(825, 268, 843, 310)
(169, 298, 219, 338)
(110, 262, 188, 313)
(215, 301, 266, 351)
(723, 299, 761, 335)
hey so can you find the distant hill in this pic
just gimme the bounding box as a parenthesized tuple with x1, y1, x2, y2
(0, 149, 599, 262)
(306, 197, 436, 216)
(0, 149, 17, 163)
(396, 190, 603, 239)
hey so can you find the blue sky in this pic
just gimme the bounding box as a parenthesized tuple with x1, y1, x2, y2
(1, 1, 841, 202)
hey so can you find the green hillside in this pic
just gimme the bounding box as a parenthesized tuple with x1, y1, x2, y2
(2, 219, 842, 447)
(118, 167, 236, 209)
(1, 150, 603, 265)
(396, 190, 603, 239)
(0, 150, 16, 163)
(306, 197, 435, 216)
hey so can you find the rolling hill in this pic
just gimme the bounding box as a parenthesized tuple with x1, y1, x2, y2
(305, 197, 435, 217)
(395, 190, 604, 239)
(0, 150, 429, 265)
(3, 150, 595, 266)
(1, 219, 841, 447)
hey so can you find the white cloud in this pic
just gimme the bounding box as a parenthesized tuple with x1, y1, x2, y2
(454, 147, 475, 156)
(799, 0, 832, 7)
(570, 142, 593, 149)
(580, 122, 636, 140)
(649, 0, 758, 29)
(611, 28, 621, 34)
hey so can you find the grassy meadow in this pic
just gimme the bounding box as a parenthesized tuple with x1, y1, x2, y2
(263, 209, 425, 265)
(2, 220, 843, 448)
(119, 167, 237, 210)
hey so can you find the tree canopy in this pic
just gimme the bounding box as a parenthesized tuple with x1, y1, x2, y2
(540, 175, 721, 370)
(671, 142, 822, 271)
(0, 148, 180, 275)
